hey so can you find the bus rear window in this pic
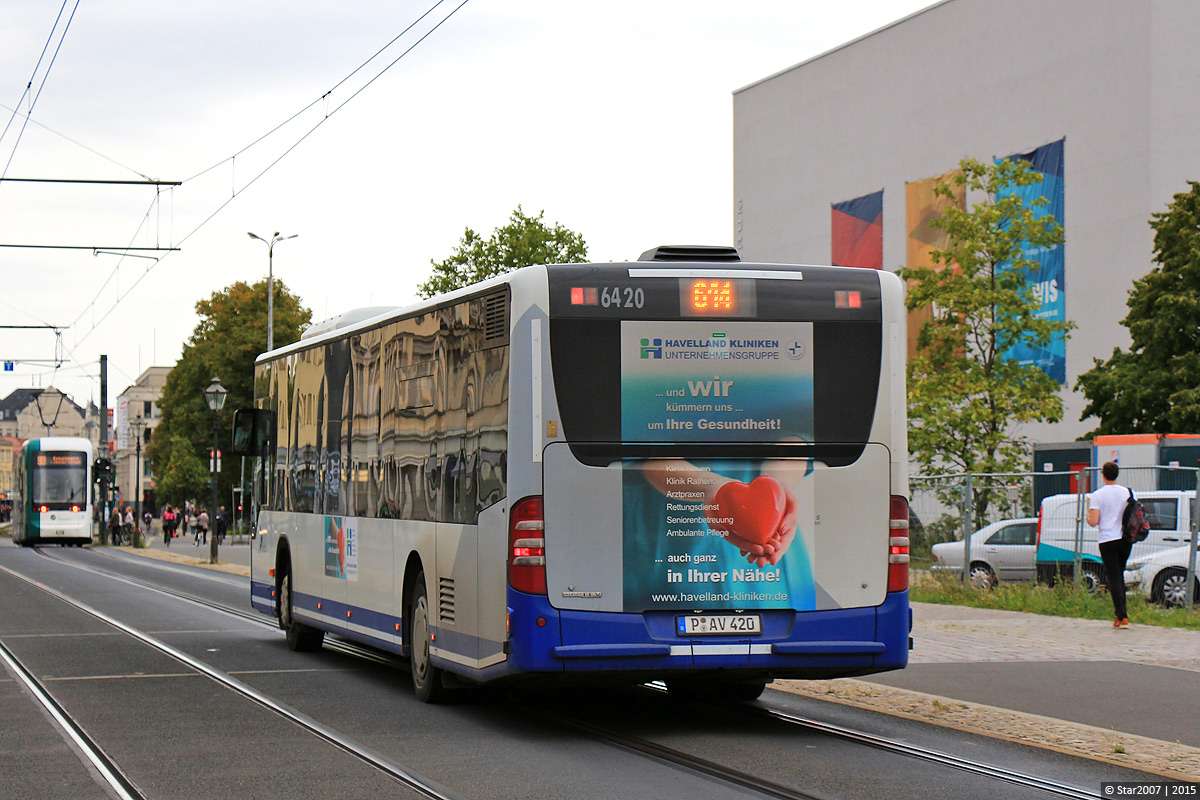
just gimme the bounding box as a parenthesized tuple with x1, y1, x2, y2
(548, 265, 882, 464)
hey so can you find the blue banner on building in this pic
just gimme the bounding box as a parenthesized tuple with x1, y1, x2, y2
(997, 138, 1066, 383)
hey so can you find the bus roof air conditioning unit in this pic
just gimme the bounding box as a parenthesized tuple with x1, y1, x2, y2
(637, 245, 741, 263)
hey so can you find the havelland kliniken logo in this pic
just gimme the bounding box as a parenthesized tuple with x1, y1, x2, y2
(641, 332, 733, 359)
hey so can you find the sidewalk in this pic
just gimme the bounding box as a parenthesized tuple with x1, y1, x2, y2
(117, 525, 253, 576)
(905, 601, 1200, 671)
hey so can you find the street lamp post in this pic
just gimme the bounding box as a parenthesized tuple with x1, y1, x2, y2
(247, 231, 298, 353)
(203, 377, 228, 565)
(129, 417, 145, 548)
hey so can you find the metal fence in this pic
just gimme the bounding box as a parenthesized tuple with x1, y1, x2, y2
(910, 465, 1200, 607)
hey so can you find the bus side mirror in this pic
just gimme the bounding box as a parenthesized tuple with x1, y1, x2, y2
(231, 409, 275, 457)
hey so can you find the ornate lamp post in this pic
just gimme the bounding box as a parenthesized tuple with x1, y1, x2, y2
(203, 377, 228, 564)
(247, 231, 297, 352)
(129, 416, 145, 548)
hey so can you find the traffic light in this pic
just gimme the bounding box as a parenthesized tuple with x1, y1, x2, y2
(93, 457, 113, 485)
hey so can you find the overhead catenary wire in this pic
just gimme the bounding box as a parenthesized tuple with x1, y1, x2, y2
(67, 0, 474, 354)
(0, 102, 155, 181)
(0, 1, 72, 153)
(181, 0, 456, 185)
(7, 0, 472, 392)
(0, 0, 82, 183)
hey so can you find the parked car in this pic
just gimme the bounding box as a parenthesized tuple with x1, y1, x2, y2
(1035, 490, 1194, 592)
(1124, 544, 1200, 607)
(930, 517, 1038, 589)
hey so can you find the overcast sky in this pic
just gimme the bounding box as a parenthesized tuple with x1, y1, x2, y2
(1, 0, 934, 407)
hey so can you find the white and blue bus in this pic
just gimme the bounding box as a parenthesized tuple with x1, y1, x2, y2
(12, 437, 94, 547)
(238, 246, 911, 702)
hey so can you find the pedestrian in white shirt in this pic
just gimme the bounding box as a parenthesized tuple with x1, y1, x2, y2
(1086, 461, 1132, 628)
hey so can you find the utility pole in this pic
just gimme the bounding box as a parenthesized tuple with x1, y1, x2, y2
(99, 356, 109, 544)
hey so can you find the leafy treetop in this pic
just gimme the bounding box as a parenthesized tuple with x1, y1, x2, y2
(1076, 180, 1200, 434)
(417, 206, 588, 298)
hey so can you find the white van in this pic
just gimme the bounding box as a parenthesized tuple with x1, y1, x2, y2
(1034, 490, 1194, 592)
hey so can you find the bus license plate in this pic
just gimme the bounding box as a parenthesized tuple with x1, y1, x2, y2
(676, 614, 761, 636)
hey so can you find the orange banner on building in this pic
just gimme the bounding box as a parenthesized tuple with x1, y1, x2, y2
(904, 169, 964, 361)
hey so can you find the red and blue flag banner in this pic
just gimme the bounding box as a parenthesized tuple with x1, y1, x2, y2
(997, 138, 1066, 384)
(831, 190, 883, 269)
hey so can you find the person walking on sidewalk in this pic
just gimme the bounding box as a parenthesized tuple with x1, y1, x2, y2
(1086, 461, 1133, 628)
(215, 505, 229, 545)
(108, 509, 123, 545)
(195, 509, 209, 546)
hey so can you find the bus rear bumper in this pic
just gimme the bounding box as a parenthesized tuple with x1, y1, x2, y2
(508, 590, 910, 679)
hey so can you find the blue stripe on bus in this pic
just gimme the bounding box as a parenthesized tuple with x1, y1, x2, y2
(250, 584, 909, 676)
(292, 592, 401, 637)
(252, 584, 507, 671)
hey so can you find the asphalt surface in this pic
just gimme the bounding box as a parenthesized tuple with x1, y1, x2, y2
(15, 537, 1123, 800)
(864, 601, 1200, 750)
(138, 527, 1200, 755)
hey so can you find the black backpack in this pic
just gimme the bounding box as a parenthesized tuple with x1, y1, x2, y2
(1121, 489, 1150, 543)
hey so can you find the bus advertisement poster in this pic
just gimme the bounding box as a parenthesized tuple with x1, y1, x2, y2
(619, 321, 816, 611)
(324, 516, 358, 580)
(620, 321, 814, 442)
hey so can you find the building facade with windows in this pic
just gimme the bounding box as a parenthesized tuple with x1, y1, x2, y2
(732, 0, 1200, 442)
(114, 367, 170, 516)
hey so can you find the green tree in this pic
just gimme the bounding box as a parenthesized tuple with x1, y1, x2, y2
(154, 433, 209, 507)
(1076, 181, 1200, 434)
(900, 157, 1072, 520)
(417, 206, 588, 298)
(147, 279, 311, 511)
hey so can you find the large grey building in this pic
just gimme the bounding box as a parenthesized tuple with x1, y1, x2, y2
(733, 0, 1200, 441)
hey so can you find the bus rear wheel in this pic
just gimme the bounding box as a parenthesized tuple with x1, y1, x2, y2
(409, 571, 445, 703)
(280, 568, 324, 652)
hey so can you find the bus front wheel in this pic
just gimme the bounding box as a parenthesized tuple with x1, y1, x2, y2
(280, 568, 324, 652)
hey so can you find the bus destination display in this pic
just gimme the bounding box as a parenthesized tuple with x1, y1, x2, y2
(566, 278, 757, 317)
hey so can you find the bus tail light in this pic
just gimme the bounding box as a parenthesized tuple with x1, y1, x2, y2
(888, 496, 910, 592)
(508, 496, 546, 595)
(38, 505, 49, 513)
(70, 505, 81, 513)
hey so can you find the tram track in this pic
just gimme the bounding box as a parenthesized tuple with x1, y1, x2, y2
(747, 702, 1101, 799)
(520, 701, 827, 800)
(33, 545, 397, 668)
(524, 686, 1102, 800)
(1, 557, 459, 800)
(26, 547, 1107, 800)
(0, 637, 148, 800)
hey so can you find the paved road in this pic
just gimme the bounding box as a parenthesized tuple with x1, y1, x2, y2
(114, 533, 1200, 778)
